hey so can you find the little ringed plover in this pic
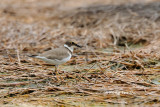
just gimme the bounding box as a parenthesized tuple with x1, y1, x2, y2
(30, 41, 82, 72)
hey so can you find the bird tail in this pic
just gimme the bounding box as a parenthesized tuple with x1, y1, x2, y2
(28, 55, 37, 58)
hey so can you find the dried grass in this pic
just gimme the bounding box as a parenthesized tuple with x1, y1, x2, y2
(0, 0, 160, 106)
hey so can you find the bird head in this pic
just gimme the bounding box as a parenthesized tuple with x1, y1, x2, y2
(65, 41, 82, 48)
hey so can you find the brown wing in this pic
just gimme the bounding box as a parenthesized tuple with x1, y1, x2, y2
(40, 47, 70, 60)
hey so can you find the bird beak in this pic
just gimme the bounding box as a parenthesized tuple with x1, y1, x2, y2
(73, 43, 83, 48)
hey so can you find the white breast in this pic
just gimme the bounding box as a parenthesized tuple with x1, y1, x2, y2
(60, 52, 72, 63)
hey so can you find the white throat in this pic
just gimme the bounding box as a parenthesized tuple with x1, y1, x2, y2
(64, 44, 74, 53)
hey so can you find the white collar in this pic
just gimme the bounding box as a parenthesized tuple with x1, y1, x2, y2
(64, 44, 73, 53)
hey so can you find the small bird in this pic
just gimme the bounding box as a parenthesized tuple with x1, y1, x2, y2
(30, 41, 82, 73)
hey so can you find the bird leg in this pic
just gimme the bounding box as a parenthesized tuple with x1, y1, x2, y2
(55, 65, 60, 75)
(55, 65, 58, 72)
(55, 65, 63, 81)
